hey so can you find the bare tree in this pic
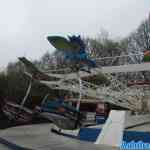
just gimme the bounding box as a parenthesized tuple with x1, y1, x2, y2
(127, 14, 150, 63)
(85, 33, 126, 66)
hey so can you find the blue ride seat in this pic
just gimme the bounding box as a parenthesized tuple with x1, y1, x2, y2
(41, 100, 63, 112)
(41, 99, 80, 114)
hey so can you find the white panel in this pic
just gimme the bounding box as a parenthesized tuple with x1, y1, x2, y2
(95, 110, 126, 147)
(101, 63, 150, 73)
(46, 63, 150, 79)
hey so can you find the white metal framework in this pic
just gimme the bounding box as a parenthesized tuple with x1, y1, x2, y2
(21, 54, 150, 112)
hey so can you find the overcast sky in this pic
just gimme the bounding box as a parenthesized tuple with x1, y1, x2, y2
(0, 0, 150, 69)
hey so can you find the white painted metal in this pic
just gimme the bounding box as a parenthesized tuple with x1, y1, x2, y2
(45, 63, 150, 79)
(20, 79, 32, 107)
(21, 57, 150, 111)
(40, 77, 143, 111)
(76, 75, 82, 110)
(101, 63, 150, 73)
(94, 53, 143, 60)
(95, 110, 126, 147)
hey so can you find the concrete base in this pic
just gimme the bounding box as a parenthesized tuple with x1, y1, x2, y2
(0, 124, 118, 150)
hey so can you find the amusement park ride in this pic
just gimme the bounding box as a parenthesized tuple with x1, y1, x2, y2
(19, 36, 150, 111)
(2, 35, 150, 148)
(17, 36, 149, 125)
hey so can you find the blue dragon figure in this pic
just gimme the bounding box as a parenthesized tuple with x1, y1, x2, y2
(47, 35, 96, 72)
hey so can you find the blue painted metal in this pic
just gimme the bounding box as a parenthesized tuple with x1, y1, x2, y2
(78, 128, 150, 143)
(95, 116, 106, 124)
(78, 128, 101, 142)
(47, 35, 97, 70)
(124, 131, 150, 143)
(41, 99, 80, 113)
